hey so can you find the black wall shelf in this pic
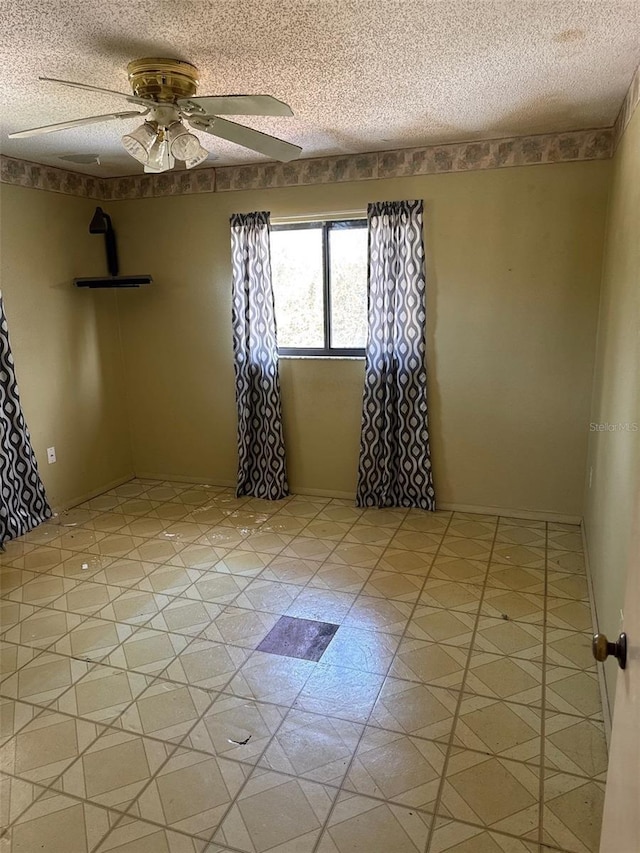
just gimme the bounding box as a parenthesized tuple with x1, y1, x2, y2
(76, 207, 152, 289)
(74, 275, 153, 288)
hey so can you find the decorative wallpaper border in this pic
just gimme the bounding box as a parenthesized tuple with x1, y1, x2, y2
(613, 62, 640, 149)
(0, 126, 615, 201)
(0, 155, 104, 199)
(0, 154, 216, 200)
(101, 167, 215, 200)
(215, 128, 612, 192)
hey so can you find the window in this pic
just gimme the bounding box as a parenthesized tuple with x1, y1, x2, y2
(271, 219, 368, 357)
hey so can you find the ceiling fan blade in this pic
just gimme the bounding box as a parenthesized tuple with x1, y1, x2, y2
(179, 94, 293, 116)
(189, 116, 301, 162)
(39, 77, 150, 107)
(9, 110, 147, 139)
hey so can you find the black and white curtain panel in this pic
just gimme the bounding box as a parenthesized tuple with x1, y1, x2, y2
(230, 211, 289, 500)
(356, 200, 436, 510)
(0, 293, 51, 546)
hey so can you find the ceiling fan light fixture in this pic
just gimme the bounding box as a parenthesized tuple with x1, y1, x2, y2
(184, 143, 210, 169)
(166, 121, 201, 160)
(121, 121, 157, 164)
(165, 120, 210, 169)
(144, 131, 174, 173)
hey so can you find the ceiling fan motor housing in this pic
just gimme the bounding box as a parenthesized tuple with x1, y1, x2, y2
(127, 58, 199, 102)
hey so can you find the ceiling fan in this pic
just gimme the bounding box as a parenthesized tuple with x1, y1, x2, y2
(8, 58, 302, 172)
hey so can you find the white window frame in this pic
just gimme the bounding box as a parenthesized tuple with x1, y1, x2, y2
(271, 218, 367, 357)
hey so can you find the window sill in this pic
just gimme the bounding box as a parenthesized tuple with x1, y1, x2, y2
(279, 354, 365, 361)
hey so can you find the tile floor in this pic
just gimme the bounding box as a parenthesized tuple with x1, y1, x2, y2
(0, 480, 607, 852)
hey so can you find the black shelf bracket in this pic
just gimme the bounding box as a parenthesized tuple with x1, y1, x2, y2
(89, 206, 119, 276)
(75, 207, 152, 289)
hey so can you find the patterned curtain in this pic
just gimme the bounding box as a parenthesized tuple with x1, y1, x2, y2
(356, 200, 436, 510)
(230, 211, 289, 500)
(0, 293, 51, 545)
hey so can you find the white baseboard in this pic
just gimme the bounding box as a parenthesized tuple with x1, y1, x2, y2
(136, 473, 359, 501)
(438, 501, 582, 524)
(289, 486, 358, 500)
(582, 522, 613, 750)
(135, 472, 236, 489)
(50, 473, 135, 514)
(134, 473, 581, 521)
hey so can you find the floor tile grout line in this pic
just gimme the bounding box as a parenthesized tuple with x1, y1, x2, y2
(1, 600, 427, 698)
(94, 780, 271, 853)
(9, 516, 582, 595)
(88, 810, 130, 853)
(5, 570, 588, 639)
(2, 556, 189, 819)
(41, 715, 187, 824)
(0, 642, 48, 689)
(195, 713, 322, 847)
(0, 670, 187, 805)
(1, 578, 589, 655)
(97, 728, 201, 833)
(0, 567, 201, 625)
(103, 515, 383, 841)
(1, 637, 270, 774)
(419, 811, 580, 853)
(204, 511, 434, 851)
(2, 668, 606, 783)
(0, 762, 548, 853)
(0, 593, 596, 703)
(2, 647, 606, 778)
(1, 594, 97, 623)
(0, 736, 139, 832)
(0, 774, 60, 839)
(302, 521, 452, 640)
(0, 604, 243, 760)
(1, 487, 597, 851)
(1, 767, 177, 853)
(0, 657, 101, 713)
(1, 601, 242, 684)
(11, 509, 403, 571)
(16, 548, 265, 655)
(53, 486, 583, 560)
(2, 524, 510, 711)
(425, 512, 500, 851)
(538, 519, 550, 846)
(86, 615, 233, 703)
(0, 607, 96, 658)
(0, 697, 186, 767)
(0, 696, 49, 752)
(171, 637, 329, 848)
(308, 509, 461, 853)
(1, 707, 606, 826)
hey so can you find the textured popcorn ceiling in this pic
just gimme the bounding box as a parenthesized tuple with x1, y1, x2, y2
(1, 0, 639, 177)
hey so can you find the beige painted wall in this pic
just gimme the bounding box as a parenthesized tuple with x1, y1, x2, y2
(111, 160, 609, 517)
(585, 106, 640, 710)
(0, 184, 133, 509)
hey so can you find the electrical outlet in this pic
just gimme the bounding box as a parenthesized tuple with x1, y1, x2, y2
(47, 446, 57, 464)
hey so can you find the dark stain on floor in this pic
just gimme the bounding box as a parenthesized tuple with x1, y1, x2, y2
(257, 615, 339, 662)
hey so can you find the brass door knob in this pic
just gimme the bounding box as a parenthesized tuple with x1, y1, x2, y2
(592, 632, 627, 669)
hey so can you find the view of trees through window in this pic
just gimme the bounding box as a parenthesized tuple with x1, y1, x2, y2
(271, 221, 368, 354)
